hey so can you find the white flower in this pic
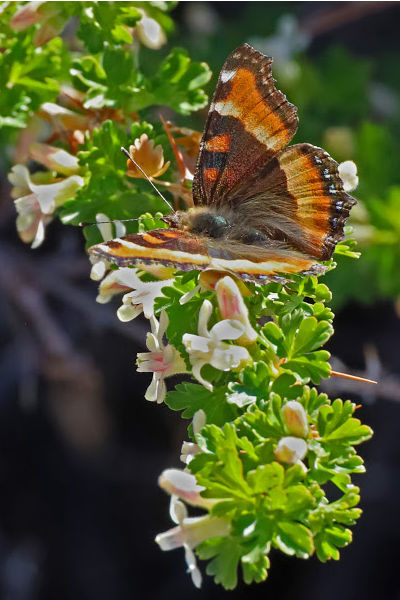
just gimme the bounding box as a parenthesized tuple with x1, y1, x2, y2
(137, 312, 187, 404)
(9, 164, 83, 248)
(180, 409, 206, 465)
(182, 300, 250, 391)
(338, 160, 359, 193)
(116, 269, 174, 321)
(215, 276, 257, 345)
(275, 436, 308, 464)
(156, 469, 231, 588)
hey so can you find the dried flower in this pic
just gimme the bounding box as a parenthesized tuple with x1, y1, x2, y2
(126, 134, 170, 179)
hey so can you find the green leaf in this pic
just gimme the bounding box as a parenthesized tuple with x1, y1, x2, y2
(165, 383, 236, 427)
(274, 521, 314, 558)
(198, 537, 242, 590)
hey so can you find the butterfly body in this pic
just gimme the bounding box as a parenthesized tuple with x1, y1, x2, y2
(89, 43, 356, 283)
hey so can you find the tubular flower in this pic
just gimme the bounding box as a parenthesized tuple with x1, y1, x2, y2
(182, 300, 251, 391)
(114, 269, 174, 321)
(9, 164, 84, 248)
(215, 276, 257, 346)
(29, 143, 81, 176)
(10, 1, 66, 46)
(156, 469, 231, 588)
(137, 312, 187, 404)
(126, 134, 170, 179)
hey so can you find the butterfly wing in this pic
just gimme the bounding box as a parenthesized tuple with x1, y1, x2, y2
(192, 43, 298, 207)
(227, 143, 356, 260)
(89, 228, 326, 283)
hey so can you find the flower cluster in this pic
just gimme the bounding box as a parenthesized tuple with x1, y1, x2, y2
(5, 4, 372, 590)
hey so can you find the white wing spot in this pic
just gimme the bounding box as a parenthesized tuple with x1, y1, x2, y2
(220, 69, 236, 83)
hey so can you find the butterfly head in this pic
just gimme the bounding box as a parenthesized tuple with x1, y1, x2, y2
(163, 208, 232, 240)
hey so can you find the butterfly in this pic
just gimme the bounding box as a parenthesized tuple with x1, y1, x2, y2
(89, 43, 356, 284)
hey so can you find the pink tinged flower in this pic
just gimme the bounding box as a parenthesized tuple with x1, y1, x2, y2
(137, 313, 187, 404)
(10, 1, 65, 46)
(9, 164, 83, 248)
(10, 1, 46, 31)
(282, 401, 308, 438)
(215, 276, 257, 345)
(156, 470, 231, 588)
(182, 300, 251, 391)
(275, 436, 307, 464)
(29, 143, 80, 176)
(180, 409, 206, 465)
(338, 160, 359, 192)
(136, 10, 167, 50)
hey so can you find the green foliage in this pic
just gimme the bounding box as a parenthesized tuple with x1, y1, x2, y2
(1, 2, 375, 590)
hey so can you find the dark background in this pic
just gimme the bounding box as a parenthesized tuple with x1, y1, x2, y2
(1, 2, 400, 599)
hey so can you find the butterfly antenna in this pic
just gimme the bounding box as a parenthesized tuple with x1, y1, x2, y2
(78, 216, 155, 227)
(121, 146, 175, 214)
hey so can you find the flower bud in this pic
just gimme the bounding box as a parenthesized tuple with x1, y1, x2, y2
(338, 160, 359, 192)
(215, 276, 257, 345)
(275, 436, 307, 464)
(282, 401, 308, 438)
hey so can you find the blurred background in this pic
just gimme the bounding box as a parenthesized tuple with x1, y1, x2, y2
(1, 2, 400, 598)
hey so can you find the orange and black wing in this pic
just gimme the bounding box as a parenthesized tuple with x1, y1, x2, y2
(89, 228, 326, 283)
(192, 43, 298, 207)
(228, 143, 356, 260)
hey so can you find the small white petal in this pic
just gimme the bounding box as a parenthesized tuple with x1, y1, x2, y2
(161, 469, 205, 494)
(179, 285, 200, 305)
(117, 303, 143, 322)
(192, 409, 206, 435)
(184, 545, 202, 589)
(114, 220, 126, 238)
(197, 300, 213, 337)
(31, 217, 46, 249)
(210, 319, 244, 341)
(144, 376, 159, 402)
(192, 360, 213, 391)
(96, 213, 113, 242)
(170, 496, 188, 525)
(90, 260, 107, 281)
